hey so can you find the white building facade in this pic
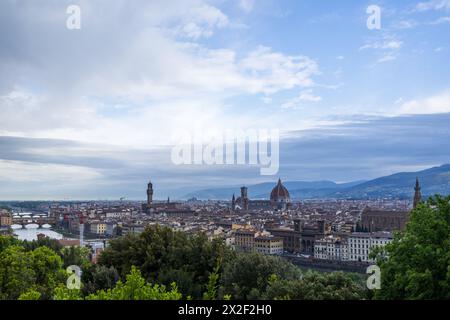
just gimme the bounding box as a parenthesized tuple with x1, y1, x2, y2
(314, 235, 348, 261)
(314, 232, 393, 262)
(347, 232, 393, 262)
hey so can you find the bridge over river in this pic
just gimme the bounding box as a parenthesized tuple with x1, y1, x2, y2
(12, 215, 57, 228)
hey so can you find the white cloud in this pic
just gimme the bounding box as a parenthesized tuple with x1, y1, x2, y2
(428, 16, 450, 24)
(261, 96, 272, 104)
(393, 20, 418, 29)
(415, 0, 450, 11)
(394, 97, 404, 105)
(434, 46, 448, 52)
(360, 40, 403, 50)
(360, 34, 403, 64)
(0, 160, 101, 183)
(171, 3, 229, 39)
(239, 0, 255, 13)
(239, 46, 319, 94)
(0, 1, 320, 147)
(395, 16, 450, 28)
(377, 53, 397, 63)
(0, 88, 96, 133)
(397, 90, 450, 114)
(282, 89, 322, 109)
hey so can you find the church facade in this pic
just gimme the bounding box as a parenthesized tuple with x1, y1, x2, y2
(142, 181, 193, 215)
(360, 177, 422, 232)
(231, 179, 292, 212)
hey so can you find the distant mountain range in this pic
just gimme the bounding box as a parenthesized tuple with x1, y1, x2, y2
(183, 164, 450, 200)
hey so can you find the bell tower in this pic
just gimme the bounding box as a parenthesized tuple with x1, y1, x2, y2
(231, 194, 236, 211)
(147, 181, 153, 207)
(413, 177, 422, 209)
(240, 186, 249, 211)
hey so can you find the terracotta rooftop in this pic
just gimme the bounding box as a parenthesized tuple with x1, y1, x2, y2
(57, 239, 80, 246)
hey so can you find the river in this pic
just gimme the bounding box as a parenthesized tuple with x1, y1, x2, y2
(11, 224, 64, 241)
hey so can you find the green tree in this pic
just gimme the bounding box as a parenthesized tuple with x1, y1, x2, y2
(203, 258, 222, 300)
(0, 244, 65, 299)
(30, 246, 66, 299)
(0, 246, 35, 299)
(81, 264, 119, 296)
(220, 252, 302, 299)
(98, 225, 233, 298)
(22, 237, 62, 253)
(0, 235, 21, 251)
(87, 266, 182, 300)
(372, 195, 450, 299)
(264, 271, 366, 300)
(54, 266, 182, 300)
(18, 289, 41, 300)
(60, 245, 91, 268)
(53, 286, 83, 300)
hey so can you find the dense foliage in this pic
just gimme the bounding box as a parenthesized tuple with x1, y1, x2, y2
(0, 245, 65, 299)
(98, 225, 367, 300)
(220, 251, 302, 299)
(264, 272, 366, 300)
(372, 195, 450, 299)
(54, 266, 182, 300)
(98, 224, 233, 298)
(81, 264, 120, 296)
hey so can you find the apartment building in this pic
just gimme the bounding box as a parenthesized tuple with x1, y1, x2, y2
(314, 235, 348, 261)
(254, 236, 284, 255)
(348, 232, 393, 262)
(89, 221, 107, 235)
(234, 230, 284, 255)
(234, 229, 255, 252)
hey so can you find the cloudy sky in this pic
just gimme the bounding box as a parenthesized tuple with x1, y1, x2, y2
(0, 0, 449, 200)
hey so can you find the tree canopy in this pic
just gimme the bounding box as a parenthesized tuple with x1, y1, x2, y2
(264, 271, 366, 300)
(372, 195, 450, 299)
(54, 266, 182, 300)
(98, 224, 233, 298)
(220, 251, 302, 299)
(0, 245, 65, 299)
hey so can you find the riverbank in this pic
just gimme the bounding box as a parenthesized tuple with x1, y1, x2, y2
(283, 255, 370, 274)
(52, 227, 106, 240)
(13, 227, 64, 241)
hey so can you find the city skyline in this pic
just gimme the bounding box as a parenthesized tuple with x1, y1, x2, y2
(1, 0, 450, 199)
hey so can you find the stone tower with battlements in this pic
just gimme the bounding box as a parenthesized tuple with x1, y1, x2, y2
(240, 186, 249, 211)
(147, 181, 153, 207)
